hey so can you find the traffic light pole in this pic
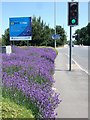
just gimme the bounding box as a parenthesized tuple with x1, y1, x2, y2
(69, 26, 72, 71)
(68, 1, 78, 71)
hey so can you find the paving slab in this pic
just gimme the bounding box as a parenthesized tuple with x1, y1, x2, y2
(54, 49, 88, 118)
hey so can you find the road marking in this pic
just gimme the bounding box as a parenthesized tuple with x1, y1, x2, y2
(65, 53, 90, 75)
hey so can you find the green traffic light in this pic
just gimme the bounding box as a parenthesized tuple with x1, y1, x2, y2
(71, 19, 76, 24)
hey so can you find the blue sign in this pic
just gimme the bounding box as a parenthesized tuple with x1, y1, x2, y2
(52, 34, 60, 39)
(9, 17, 32, 41)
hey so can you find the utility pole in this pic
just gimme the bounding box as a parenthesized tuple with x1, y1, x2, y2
(54, 0, 56, 48)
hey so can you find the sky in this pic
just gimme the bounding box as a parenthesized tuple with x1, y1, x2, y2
(89, 1, 90, 22)
(0, 1, 89, 40)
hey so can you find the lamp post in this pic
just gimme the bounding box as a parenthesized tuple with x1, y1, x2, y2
(54, 0, 56, 48)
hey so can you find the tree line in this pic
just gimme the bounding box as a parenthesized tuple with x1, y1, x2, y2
(74, 22, 90, 46)
(2, 16, 67, 47)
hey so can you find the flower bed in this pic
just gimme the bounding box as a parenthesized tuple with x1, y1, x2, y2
(2, 46, 61, 118)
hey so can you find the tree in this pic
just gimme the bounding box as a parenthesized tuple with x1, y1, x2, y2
(2, 16, 67, 47)
(31, 16, 44, 46)
(56, 25, 67, 46)
(74, 29, 81, 45)
(2, 28, 10, 46)
(87, 22, 90, 36)
(74, 23, 90, 46)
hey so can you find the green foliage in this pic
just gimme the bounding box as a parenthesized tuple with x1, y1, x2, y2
(2, 28, 10, 46)
(74, 22, 90, 46)
(56, 26, 67, 46)
(34, 75, 46, 84)
(54, 48, 58, 55)
(2, 87, 40, 118)
(3, 66, 21, 75)
(0, 38, 2, 46)
(2, 16, 67, 47)
(2, 97, 34, 118)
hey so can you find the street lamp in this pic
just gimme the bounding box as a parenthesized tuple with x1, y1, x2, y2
(54, 0, 56, 48)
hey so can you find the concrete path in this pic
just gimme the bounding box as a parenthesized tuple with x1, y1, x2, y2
(54, 48, 88, 118)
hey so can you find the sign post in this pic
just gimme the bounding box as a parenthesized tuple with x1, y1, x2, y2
(13, 41, 14, 46)
(27, 40, 29, 46)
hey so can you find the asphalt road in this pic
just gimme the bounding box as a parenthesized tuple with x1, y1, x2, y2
(57, 45, 89, 75)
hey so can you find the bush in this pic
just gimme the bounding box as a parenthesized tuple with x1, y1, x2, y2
(2, 46, 61, 118)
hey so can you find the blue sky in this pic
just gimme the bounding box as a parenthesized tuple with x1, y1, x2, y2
(89, 1, 90, 22)
(1, 2, 88, 40)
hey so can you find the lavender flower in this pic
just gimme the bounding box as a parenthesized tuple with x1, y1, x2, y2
(2, 46, 61, 118)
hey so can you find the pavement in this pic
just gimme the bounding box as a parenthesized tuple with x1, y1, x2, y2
(54, 48, 88, 118)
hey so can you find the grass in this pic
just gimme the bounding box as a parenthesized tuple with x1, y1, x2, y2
(2, 87, 40, 118)
(0, 95, 2, 119)
(2, 97, 34, 119)
(52, 48, 58, 55)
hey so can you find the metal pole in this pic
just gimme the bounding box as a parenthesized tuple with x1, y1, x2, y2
(13, 41, 14, 46)
(27, 40, 29, 46)
(54, 0, 56, 48)
(69, 26, 72, 71)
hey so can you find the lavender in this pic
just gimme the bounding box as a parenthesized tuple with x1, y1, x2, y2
(2, 46, 61, 118)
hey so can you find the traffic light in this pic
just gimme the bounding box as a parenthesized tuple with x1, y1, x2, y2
(75, 34, 79, 41)
(68, 2, 79, 26)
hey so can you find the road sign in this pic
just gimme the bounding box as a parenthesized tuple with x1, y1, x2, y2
(52, 34, 60, 39)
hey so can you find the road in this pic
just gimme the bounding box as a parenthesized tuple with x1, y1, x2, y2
(57, 45, 89, 75)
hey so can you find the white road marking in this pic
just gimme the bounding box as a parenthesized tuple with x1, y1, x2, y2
(65, 53, 90, 75)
